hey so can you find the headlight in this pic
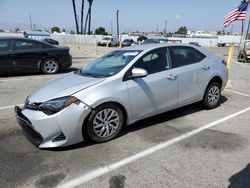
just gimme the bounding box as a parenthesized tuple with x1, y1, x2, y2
(39, 96, 78, 115)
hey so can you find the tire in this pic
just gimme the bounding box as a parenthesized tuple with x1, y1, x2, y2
(85, 103, 124, 143)
(41, 58, 60, 74)
(202, 82, 221, 109)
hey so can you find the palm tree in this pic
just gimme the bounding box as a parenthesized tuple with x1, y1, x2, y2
(84, 0, 93, 35)
(80, 0, 85, 34)
(87, 0, 93, 35)
(72, 0, 79, 34)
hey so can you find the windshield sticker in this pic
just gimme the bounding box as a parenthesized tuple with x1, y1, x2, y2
(123, 52, 139, 56)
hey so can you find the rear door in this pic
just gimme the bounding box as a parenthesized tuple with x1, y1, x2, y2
(12, 39, 45, 72)
(0, 39, 14, 73)
(168, 46, 209, 106)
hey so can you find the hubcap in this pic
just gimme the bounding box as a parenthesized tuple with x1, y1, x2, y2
(208, 86, 220, 106)
(93, 108, 120, 138)
(44, 60, 57, 73)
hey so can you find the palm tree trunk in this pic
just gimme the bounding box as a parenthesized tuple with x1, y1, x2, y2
(84, 10, 89, 35)
(88, 1, 93, 35)
(84, 0, 93, 35)
(80, 0, 84, 34)
(72, 0, 79, 34)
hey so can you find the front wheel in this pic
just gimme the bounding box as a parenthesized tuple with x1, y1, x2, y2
(41, 58, 60, 74)
(85, 103, 124, 143)
(202, 82, 221, 109)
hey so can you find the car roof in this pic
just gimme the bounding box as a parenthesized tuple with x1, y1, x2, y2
(0, 36, 54, 45)
(0, 36, 43, 42)
(122, 43, 193, 51)
(121, 43, 212, 56)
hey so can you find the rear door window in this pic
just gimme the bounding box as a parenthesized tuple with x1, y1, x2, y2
(0, 40, 12, 51)
(13, 40, 42, 51)
(169, 46, 206, 68)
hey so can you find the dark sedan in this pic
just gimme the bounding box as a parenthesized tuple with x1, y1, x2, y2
(0, 37, 72, 75)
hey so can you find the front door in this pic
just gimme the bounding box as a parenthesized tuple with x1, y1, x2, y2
(126, 47, 178, 121)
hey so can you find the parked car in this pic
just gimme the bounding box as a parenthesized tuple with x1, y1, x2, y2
(97, 36, 119, 47)
(139, 36, 168, 44)
(0, 37, 72, 75)
(16, 44, 228, 148)
(41, 38, 59, 45)
(122, 39, 134, 47)
(237, 40, 250, 63)
(189, 42, 201, 47)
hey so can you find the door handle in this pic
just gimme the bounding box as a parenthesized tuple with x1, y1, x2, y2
(202, 65, 210, 70)
(167, 74, 177, 80)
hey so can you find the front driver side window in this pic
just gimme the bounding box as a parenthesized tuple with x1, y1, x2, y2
(133, 48, 170, 74)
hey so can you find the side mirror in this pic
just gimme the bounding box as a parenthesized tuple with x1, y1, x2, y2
(130, 68, 148, 78)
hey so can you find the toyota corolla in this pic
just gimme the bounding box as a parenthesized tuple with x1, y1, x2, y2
(15, 44, 228, 148)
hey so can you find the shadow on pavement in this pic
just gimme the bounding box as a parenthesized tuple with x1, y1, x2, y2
(228, 164, 250, 188)
(50, 96, 228, 151)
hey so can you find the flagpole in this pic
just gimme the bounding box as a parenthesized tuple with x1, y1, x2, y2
(238, 0, 250, 52)
(245, 18, 250, 40)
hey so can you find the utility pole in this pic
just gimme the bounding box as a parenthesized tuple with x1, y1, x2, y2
(111, 19, 113, 34)
(156, 23, 159, 32)
(165, 20, 168, 34)
(116, 10, 119, 39)
(29, 14, 33, 31)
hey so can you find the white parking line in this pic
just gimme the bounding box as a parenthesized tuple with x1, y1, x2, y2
(225, 89, 250, 97)
(57, 107, 250, 188)
(0, 104, 23, 110)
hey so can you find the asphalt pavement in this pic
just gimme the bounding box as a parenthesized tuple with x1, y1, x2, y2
(0, 47, 250, 188)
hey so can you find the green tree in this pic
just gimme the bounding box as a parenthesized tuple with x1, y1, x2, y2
(51, 26, 60, 33)
(217, 31, 222, 35)
(175, 26, 187, 35)
(95, 27, 107, 35)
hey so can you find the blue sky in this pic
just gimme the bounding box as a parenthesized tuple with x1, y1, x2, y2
(0, 0, 247, 32)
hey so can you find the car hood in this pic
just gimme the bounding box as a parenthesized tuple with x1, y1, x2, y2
(29, 72, 105, 102)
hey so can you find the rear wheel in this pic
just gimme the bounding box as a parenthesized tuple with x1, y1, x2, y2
(41, 58, 59, 74)
(85, 103, 124, 143)
(202, 82, 221, 109)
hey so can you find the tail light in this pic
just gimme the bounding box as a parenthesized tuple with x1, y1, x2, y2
(222, 59, 227, 66)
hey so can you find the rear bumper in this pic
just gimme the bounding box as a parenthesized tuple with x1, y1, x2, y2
(59, 55, 72, 69)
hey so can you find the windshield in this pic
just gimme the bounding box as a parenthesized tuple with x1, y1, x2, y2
(78, 50, 142, 78)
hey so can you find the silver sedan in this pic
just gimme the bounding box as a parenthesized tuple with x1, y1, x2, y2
(15, 44, 228, 148)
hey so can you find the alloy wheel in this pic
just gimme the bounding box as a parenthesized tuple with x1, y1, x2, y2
(93, 108, 120, 138)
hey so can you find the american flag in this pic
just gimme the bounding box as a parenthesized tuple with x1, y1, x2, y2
(224, 1, 248, 28)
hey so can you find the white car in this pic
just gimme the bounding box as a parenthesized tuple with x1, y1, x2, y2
(98, 36, 119, 47)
